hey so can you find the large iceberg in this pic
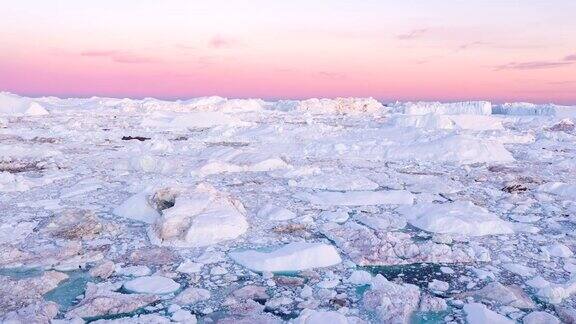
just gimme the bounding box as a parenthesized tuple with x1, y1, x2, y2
(150, 184, 249, 247)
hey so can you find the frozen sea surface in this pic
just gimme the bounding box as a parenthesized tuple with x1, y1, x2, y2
(1, 92, 576, 323)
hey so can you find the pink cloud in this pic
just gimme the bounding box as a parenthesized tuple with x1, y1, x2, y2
(80, 50, 156, 64)
(565, 54, 576, 61)
(317, 71, 347, 80)
(209, 35, 239, 49)
(80, 50, 118, 57)
(496, 61, 573, 70)
(397, 28, 428, 40)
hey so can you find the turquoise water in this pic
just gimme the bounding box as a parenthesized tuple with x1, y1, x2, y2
(0, 267, 44, 279)
(44, 271, 92, 311)
(411, 310, 450, 324)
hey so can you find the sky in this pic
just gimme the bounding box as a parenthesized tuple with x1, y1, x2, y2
(1, 0, 575, 104)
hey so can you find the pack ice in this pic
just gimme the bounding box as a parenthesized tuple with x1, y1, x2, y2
(1, 93, 575, 323)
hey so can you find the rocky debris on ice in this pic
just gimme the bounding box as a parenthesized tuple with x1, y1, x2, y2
(67, 282, 159, 318)
(461, 282, 536, 309)
(400, 201, 514, 236)
(229, 242, 342, 272)
(127, 246, 181, 266)
(123, 275, 180, 294)
(363, 274, 421, 323)
(150, 183, 248, 247)
(42, 209, 103, 240)
(547, 118, 575, 132)
(297, 189, 414, 206)
(463, 303, 514, 324)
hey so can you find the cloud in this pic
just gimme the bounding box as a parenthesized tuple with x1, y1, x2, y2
(565, 54, 576, 61)
(397, 28, 428, 40)
(317, 71, 347, 80)
(209, 35, 239, 49)
(80, 50, 156, 64)
(80, 50, 118, 57)
(112, 53, 156, 64)
(456, 41, 488, 51)
(495, 61, 573, 70)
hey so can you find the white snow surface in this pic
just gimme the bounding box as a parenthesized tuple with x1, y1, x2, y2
(464, 303, 514, 324)
(123, 276, 180, 294)
(400, 201, 515, 236)
(229, 242, 342, 272)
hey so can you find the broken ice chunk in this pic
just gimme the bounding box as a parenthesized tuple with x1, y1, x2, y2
(257, 204, 297, 221)
(463, 303, 514, 324)
(149, 183, 248, 247)
(229, 242, 341, 272)
(400, 201, 514, 236)
(123, 276, 180, 294)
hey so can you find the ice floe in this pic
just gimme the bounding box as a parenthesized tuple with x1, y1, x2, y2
(229, 242, 341, 272)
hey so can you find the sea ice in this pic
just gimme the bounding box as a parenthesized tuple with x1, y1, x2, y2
(297, 190, 414, 206)
(463, 303, 514, 324)
(123, 276, 180, 294)
(400, 201, 514, 236)
(229, 242, 342, 272)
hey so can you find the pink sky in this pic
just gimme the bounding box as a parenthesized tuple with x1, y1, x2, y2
(1, 1, 575, 104)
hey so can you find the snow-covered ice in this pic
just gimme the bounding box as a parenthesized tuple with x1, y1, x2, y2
(123, 276, 180, 294)
(229, 242, 342, 272)
(400, 201, 515, 236)
(1, 93, 576, 323)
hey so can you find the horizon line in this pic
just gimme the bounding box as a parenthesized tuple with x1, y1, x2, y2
(3, 90, 574, 107)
